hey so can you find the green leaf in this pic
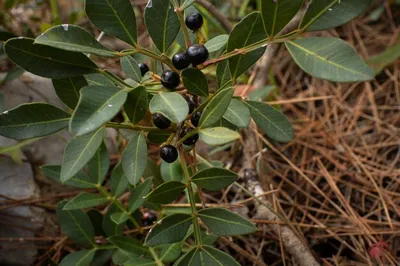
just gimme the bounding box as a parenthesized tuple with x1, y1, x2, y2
(0, 66, 24, 85)
(191, 167, 237, 191)
(60, 128, 104, 183)
(110, 163, 129, 197)
(128, 178, 153, 213)
(243, 100, 293, 143)
(174, 246, 240, 266)
(125, 258, 156, 266)
(109, 236, 148, 256)
(144, 160, 163, 187)
(261, 0, 303, 37)
(173, 247, 197, 266)
(90, 250, 113, 266)
(204, 35, 229, 53)
(121, 56, 142, 82)
(248, 85, 276, 101)
(35, 25, 117, 57)
(300, 0, 373, 31)
(60, 250, 96, 266)
(4, 38, 98, 78)
(199, 86, 234, 128)
(0, 103, 70, 140)
(63, 193, 108, 210)
(367, 41, 400, 75)
(223, 99, 251, 128)
(87, 142, 109, 185)
(200, 246, 240, 266)
(216, 60, 232, 89)
(41, 165, 98, 188)
(52, 77, 88, 109)
(146, 181, 185, 204)
(160, 160, 183, 182)
(112, 250, 133, 265)
(199, 208, 257, 236)
(147, 131, 170, 144)
(103, 204, 125, 237)
(121, 132, 148, 185)
(70, 86, 128, 136)
(285, 37, 374, 82)
(85, 0, 137, 46)
(0, 93, 4, 113)
(158, 243, 182, 262)
(199, 127, 240, 146)
(180, 0, 195, 10)
(144, 214, 192, 246)
(56, 201, 95, 246)
(124, 86, 148, 124)
(110, 212, 129, 225)
(144, 0, 180, 52)
(86, 73, 115, 86)
(181, 68, 209, 97)
(87, 210, 105, 236)
(227, 12, 267, 79)
(149, 92, 189, 124)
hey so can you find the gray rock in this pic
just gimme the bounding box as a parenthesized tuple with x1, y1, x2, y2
(0, 157, 44, 266)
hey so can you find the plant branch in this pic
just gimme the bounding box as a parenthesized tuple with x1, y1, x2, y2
(194, 0, 233, 32)
(149, 247, 165, 266)
(106, 122, 171, 133)
(174, 3, 192, 48)
(96, 185, 143, 233)
(180, 151, 202, 246)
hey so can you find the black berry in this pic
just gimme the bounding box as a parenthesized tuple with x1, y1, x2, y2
(180, 128, 199, 146)
(142, 212, 157, 226)
(191, 111, 201, 127)
(153, 113, 171, 129)
(160, 145, 179, 163)
(161, 70, 181, 90)
(187, 45, 209, 66)
(184, 95, 196, 114)
(172, 52, 191, 70)
(185, 12, 204, 31)
(138, 63, 149, 76)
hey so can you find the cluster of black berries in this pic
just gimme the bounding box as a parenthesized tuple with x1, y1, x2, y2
(143, 12, 207, 164)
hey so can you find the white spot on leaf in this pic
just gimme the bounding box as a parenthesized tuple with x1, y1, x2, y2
(61, 24, 69, 31)
(146, 0, 152, 8)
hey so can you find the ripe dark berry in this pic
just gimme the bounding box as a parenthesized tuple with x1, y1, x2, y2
(172, 52, 191, 70)
(153, 113, 171, 129)
(161, 70, 181, 90)
(191, 111, 201, 127)
(184, 95, 196, 114)
(180, 128, 199, 146)
(185, 12, 204, 31)
(142, 212, 157, 226)
(160, 145, 178, 163)
(138, 63, 149, 76)
(187, 45, 209, 66)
